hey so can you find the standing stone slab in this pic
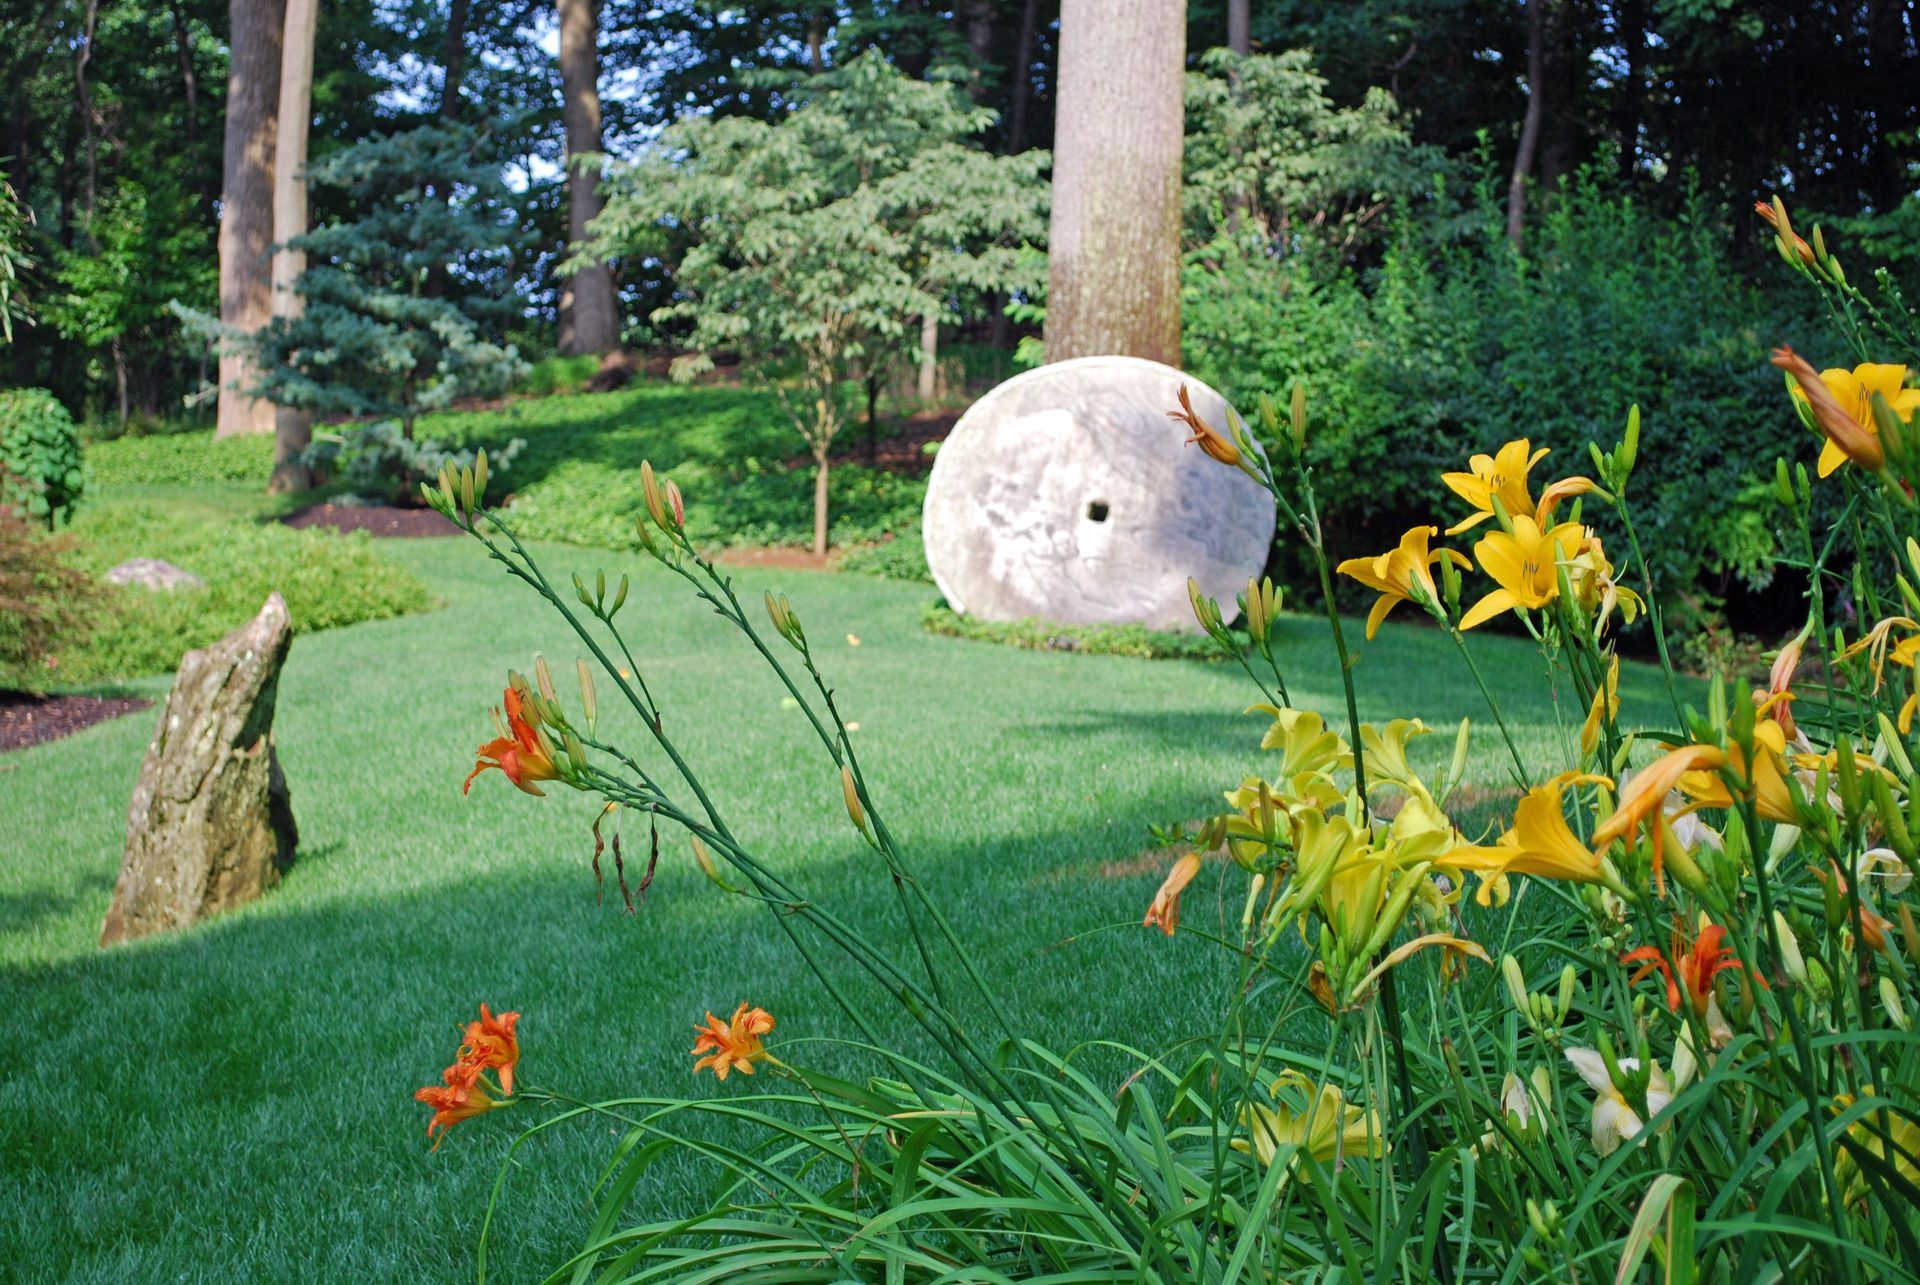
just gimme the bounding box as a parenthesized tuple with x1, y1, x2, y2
(100, 593, 298, 946)
(922, 356, 1276, 631)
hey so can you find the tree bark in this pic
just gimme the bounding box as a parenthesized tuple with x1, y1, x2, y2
(958, 0, 994, 101)
(1006, 0, 1039, 153)
(1506, 0, 1544, 249)
(1045, 0, 1185, 366)
(918, 312, 938, 400)
(556, 0, 619, 355)
(440, 0, 472, 119)
(813, 446, 830, 556)
(1227, 0, 1249, 54)
(216, 0, 284, 438)
(270, 0, 317, 492)
(171, 0, 200, 149)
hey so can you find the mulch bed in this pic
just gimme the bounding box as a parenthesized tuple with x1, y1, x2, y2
(282, 503, 462, 538)
(0, 692, 153, 753)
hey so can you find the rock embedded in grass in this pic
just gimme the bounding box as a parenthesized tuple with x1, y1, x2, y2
(99, 593, 298, 946)
(105, 557, 206, 591)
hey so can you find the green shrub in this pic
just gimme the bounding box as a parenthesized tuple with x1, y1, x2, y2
(45, 502, 428, 682)
(0, 388, 86, 527)
(86, 429, 272, 486)
(301, 421, 525, 505)
(836, 532, 932, 581)
(1186, 172, 1803, 603)
(517, 353, 602, 397)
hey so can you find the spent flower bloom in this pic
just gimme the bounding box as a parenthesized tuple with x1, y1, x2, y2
(1772, 348, 1918, 477)
(1565, 1047, 1672, 1157)
(691, 1003, 776, 1080)
(465, 686, 565, 796)
(458, 1003, 522, 1096)
(1143, 850, 1203, 935)
(1170, 385, 1241, 468)
(1232, 1071, 1386, 1171)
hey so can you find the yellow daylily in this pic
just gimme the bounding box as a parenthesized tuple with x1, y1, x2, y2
(1442, 439, 1547, 533)
(1675, 720, 1798, 824)
(1459, 517, 1594, 630)
(1233, 1071, 1386, 1170)
(1442, 772, 1616, 905)
(1835, 1089, 1920, 1208)
(1336, 527, 1472, 639)
(1566, 537, 1643, 631)
(1773, 349, 1919, 477)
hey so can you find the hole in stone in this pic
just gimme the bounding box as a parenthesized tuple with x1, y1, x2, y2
(1087, 500, 1110, 523)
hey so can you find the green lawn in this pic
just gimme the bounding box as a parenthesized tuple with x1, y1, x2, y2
(0, 515, 1679, 1279)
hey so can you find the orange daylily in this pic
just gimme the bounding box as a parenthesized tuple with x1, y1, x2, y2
(1335, 526, 1472, 639)
(1459, 516, 1594, 630)
(1773, 348, 1919, 477)
(1675, 720, 1797, 824)
(1754, 201, 1815, 267)
(1620, 921, 1760, 1019)
(1171, 385, 1241, 468)
(1144, 850, 1203, 935)
(415, 1060, 503, 1149)
(465, 686, 564, 796)
(1592, 744, 1726, 892)
(459, 1004, 522, 1096)
(691, 1003, 776, 1080)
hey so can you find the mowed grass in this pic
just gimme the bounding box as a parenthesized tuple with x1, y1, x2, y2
(0, 519, 1677, 1280)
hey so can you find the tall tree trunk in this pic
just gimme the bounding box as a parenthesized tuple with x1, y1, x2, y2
(440, 0, 472, 119)
(556, 0, 619, 355)
(269, 0, 317, 492)
(74, 0, 100, 219)
(1506, 0, 1544, 249)
(806, 9, 826, 73)
(216, 0, 283, 438)
(1045, 0, 1185, 366)
(958, 0, 994, 101)
(812, 445, 830, 556)
(1227, 0, 1249, 54)
(1006, 0, 1039, 153)
(171, 0, 200, 149)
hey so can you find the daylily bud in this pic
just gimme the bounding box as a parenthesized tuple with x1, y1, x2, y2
(765, 590, 789, 637)
(1772, 910, 1808, 985)
(666, 480, 686, 529)
(634, 512, 657, 554)
(563, 731, 587, 775)
(473, 448, 488, 501)
(577, 659, 597, 730)
(1773, 457, 1794, 506)
(594, 569, 606, 605)
(610, 574, 629, 616)
(1881, 977, 1909, 1031)
(1616, 405, 1639, 486)
(641, 460, 667, 528)
(841, 765, 867, 833)
(459, 464, 475, 515)
(1289, 382, 1308, 453)
(573, 572, 593, 608)
(1503, 955, 1532, 1025)
(1556, 963, 1578, 1024)
(690, 835, 742, 893)
(535, 654, 558, 704)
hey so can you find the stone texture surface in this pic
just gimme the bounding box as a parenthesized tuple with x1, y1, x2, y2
(105, 557, 207, 591)
(100, 594, 298, 946)
(922, 356, 1275, 630)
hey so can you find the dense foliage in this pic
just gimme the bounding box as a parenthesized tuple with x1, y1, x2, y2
(591, 50, 1046, 550)
(0, 510, 93, 689)
(0, 387, 86, 527)
(301, 422, 525, 507)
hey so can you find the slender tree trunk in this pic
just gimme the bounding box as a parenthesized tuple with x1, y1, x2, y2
(1615, 0, 1643, 183)
(806, 9, 826, 73)
(269, 0, 317, 492)
(1227, 0, 1249, 54)
(556, 0, 619, 354)
(171, 1, 200, 149)
(864, 372, 879, 464)
(958, 0, 994, 101)
(1506, 0, 1545, 249)
(1006, 0, 1039, 153)
(216, 0, 284, 438)
(918, 312, 938, 401)
(74, 0, 99, 220)
(1045, 0, 1186, 366)
(813, 446, 830, 556)
(440, 0, 472, 118)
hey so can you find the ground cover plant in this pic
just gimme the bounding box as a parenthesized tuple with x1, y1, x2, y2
(400, 206, 1920, 1280)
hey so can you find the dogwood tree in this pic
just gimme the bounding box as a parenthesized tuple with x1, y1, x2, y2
(590, 52, 1048, 555)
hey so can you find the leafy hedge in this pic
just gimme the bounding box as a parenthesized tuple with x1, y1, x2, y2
(1184, 175, 1808, 604)
(86, 429, 274, 486)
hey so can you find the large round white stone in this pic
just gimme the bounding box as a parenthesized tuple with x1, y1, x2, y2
(922, 356, 1276, 630)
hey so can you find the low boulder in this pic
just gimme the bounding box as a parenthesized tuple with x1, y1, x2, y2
(106, 557, 206, 591)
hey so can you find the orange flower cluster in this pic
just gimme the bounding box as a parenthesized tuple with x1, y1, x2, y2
(691, 1003, 776, 1080)
(465, 686, 563, 796)
(414, 1004, 521, 1148)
